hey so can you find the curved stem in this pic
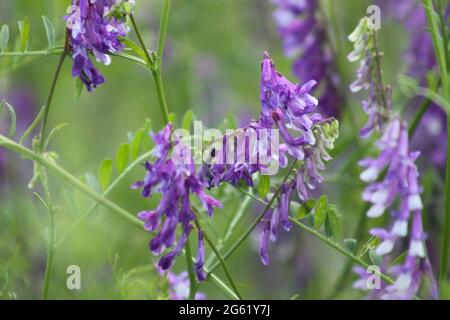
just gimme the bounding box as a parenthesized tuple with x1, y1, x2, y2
(39, 34, 69, 151)
(0, 135, 143, 229)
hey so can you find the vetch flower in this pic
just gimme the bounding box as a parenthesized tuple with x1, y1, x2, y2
(272, 0, 343, 117)
(355, 118, 437, 299)
(134, 123, 222, 281)
(348, 17, 391, 138)
(157, 267, 206, 300)
(257, 52, 338, 265)
(65, 0, 134, 91)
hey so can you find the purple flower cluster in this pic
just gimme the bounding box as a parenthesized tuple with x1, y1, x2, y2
(134, 124, 222, 281)
(272, 0, 342, 117)
(257, 52, 338, 265)
(348, 17, 391, 138)
(357, 118, 437, 299)
(65, 0, 133, 91)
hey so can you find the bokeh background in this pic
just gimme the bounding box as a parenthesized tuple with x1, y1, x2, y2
(0, 0, 447, 299)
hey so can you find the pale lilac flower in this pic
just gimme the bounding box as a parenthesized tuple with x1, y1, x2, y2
(65, 0, 133, 91)
(348, 18, 391, 138)
(156, 267, 206, 300)
(272, 0, 342, 117)
(356, 118, 437, 299)
(134, 124, 222, 281)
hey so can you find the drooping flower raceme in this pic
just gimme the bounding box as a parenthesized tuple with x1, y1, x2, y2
(348, 17, 437, 299)
(65, 0, 134, 91)
(258, 52, 338, 265)
(272, 0, 342, 117)
(358, 118, 437, 299)
(133, 123, 222, 281)
(348, 17, 391, 138)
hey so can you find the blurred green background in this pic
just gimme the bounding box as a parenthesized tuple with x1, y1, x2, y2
(0, 0, 445, 299)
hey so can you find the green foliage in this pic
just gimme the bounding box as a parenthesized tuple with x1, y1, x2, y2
(41, 16, 55, 48)
(0, 24, 9, 51)
(257, 175, 270, 199)
(116, 143, 130, 174)
(344, 239, 358, 253)
(313, 195, 328, 229)
(18, 17, 30, 52)
(0, 100, 17, 138)
(98, 158, 113, 192)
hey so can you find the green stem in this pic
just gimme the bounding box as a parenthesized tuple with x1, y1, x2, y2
(408, 98, 432, 137)
(130, 12, 170, 125)
(157, 0, 171, 65)
(41, 170, 55, 300)
(0, 135, 143, 229)
(185, 236, 197, 300)
(208, 161, 298, 273)
(441, 115, 450, 295)
(39, 34, 69, 151)
(202, 228, 243, 300)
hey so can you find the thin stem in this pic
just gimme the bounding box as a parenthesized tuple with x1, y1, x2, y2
(208, 161, 298, 273)
(0, 135, 143, 229)
(41, 170, 55, 300)
(203, 231, 243, 300)
(408, 98, 432, 137)
(129, 14, 154, 67)
(39, 34, 69, 151)
(441, 115, 450, 295)
(373, 32, 389, 111)
(130, 13, 170, 125)
(157, 0, 171, 66)
(184, 236, 197, 300)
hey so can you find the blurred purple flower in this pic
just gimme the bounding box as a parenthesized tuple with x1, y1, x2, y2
(157, 267, 206, 300)
(65, 0, 133, 91)
(272, 0, 342, 117)
(134, 123, 222, 281)
(380, 0, 448, 167)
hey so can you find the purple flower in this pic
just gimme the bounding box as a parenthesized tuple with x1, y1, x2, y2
(65, 0, 133, 91)
(134, 123, 222, 281)
(272, 0, 342, 117)
(348, 18, 391, 138)
(257, 52, 338, 265)
(157, 267, 206, 300)
(355, 118, 437, 299)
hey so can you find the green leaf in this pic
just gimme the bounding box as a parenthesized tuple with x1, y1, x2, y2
(258, 175, 270, 199)
(116, 143, 130, 174)
(0, 24, 9, 51)
(182, 110, 194, 130)
(1, 100, 17, 138)
(327, 205, 342, 241)
(344, 239, 358, 253)
(118, 36, 147, 61)
(41, 16, 55, 48)
(313, 195, 328, 230)
(98, 159, 113, 191)
(168, 112, 176, 124)
(296, 199, 316, 219)
(130, 128, 144, 161)
(18, 17, 30, 52)
(85, 172, 102, 193)
(369, 249, 382, 266)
